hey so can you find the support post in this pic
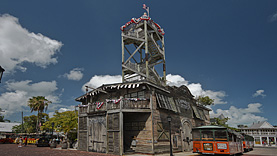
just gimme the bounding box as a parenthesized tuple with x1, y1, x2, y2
(162, 36, 166, 85)
(150, 90, 155, 154)
(21, 111, 24, 133)
(122, 32, 125, 83)
(144, 20, 149, 79)
(119, 96, 124, 155)
(167, 116, 173, 156)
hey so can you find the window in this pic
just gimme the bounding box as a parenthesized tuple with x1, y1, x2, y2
(192, 130, 201, 141)
(138, 91, 144, 98)
(201, 130, 214, 141)
(125, 91, 145, 98)
(215, 130, 227, 141)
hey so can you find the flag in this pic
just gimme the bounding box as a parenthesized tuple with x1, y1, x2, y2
(143, 4, 149, 15)
(143, 4, 147, 10)
(96, 102, 104, 109)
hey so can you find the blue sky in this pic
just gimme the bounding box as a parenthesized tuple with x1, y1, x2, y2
(0, 0, 277, 127)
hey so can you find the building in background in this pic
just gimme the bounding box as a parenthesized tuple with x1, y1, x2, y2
(238, 121, 277, 147)
(0, 122, 20, 138)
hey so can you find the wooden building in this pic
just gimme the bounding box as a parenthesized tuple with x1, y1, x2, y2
(75, 11, 211, 155)
(76, 81, 210, 155)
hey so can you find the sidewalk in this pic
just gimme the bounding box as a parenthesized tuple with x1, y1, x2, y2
(52, 145, 199, 156)
(124, 151, 199, 156)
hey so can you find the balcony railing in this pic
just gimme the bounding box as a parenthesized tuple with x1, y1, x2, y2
(79, 99, 150, 114)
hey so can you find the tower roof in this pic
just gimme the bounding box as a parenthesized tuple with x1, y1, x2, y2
(120, 13, 165, 36)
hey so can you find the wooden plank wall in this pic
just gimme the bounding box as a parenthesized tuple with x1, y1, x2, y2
(78, 116, 88, 151)
(107, 113, 120, 155)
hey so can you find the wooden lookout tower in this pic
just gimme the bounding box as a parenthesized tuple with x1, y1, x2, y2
(121, 12, 166, 86)
(76, 5, 211, 156)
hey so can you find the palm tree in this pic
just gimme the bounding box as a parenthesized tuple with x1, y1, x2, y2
(28, 96, 52, 132)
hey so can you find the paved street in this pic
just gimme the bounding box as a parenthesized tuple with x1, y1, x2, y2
(0, 144, 118, 156)
(1, 144, 277, 156)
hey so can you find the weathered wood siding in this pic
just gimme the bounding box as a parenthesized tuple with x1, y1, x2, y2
(88, 115, 106, 153)
(78, 116, 87, 151)
(107, 113, 120, 155)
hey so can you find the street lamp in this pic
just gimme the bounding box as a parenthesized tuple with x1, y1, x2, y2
(51, 122, 54, 139)
(0, 66, 5, 83)
(167, 115, 173, 156)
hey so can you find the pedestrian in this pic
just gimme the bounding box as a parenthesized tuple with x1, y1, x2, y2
(18, 136, 22, 147)
(15, 137, 19, 144)
(24, 137, 27, 146)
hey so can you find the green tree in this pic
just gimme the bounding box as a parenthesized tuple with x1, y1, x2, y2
(27, 96, 51, 132)
(12, 113, 49, 133)
(197, 96, 214, 106)
(211, 117, 238, 131)
(41, 110, 77, 143)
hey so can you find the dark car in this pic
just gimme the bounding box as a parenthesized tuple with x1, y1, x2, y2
(36, 138, 50, 147)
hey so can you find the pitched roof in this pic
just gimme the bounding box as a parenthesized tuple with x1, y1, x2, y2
(75, 80, 169, 102)
(249, 121, 274, 129)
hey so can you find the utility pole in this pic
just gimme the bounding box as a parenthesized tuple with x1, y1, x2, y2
(21, 111, 24, 133)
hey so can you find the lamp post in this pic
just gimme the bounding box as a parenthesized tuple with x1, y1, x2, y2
(0, 66, 5, 83)
(167, 115, 173, 156)
(51, 122, 54, 139)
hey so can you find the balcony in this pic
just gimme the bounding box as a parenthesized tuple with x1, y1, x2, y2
(79, 99, 151, 115)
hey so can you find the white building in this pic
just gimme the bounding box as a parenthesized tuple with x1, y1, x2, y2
(239, 121, 277, 147)
(0, 122, 20, 138)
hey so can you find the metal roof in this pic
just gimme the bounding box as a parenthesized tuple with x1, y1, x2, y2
(75, 80, 169, 102)
(0, 122, 20, 132)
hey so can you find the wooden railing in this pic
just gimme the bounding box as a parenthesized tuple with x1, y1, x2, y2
(79, 99, 150, 114)
(79, 106, 88, 114)
(123, 30, 145, 39)
(122, 99, 150, 109)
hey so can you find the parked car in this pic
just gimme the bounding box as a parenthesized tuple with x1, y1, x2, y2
(36, 137, 50, 147)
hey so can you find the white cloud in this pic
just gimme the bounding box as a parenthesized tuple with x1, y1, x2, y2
(166, 74, 189, 86)
(58, 105, 76, 112)
(63, 68, 84, 81)
(211, 103, 267, 127)
(0, 14, 62, 73)
(47, 105, 77, 118)
(269, 12, 277, 22)
(82, 75, 122, 92)
(82, 74, 226, 105)
(166, 74, 227, 105)
(252, 89, 266, 98)
(0, 80, 60, 118)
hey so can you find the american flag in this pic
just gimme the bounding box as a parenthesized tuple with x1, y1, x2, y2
(143, 4, 149, 14)
(143, 4, 147, 10)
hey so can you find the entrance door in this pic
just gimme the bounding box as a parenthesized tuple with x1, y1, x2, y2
(182, 121, 192, 151)
(88, 116, 106, 153)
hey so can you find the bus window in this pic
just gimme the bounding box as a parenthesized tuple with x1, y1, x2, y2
(228, 132, 233, 142)
(215, 130, 227, 141)
(201, 130, 214, 141)
(192, 130, 201, 141)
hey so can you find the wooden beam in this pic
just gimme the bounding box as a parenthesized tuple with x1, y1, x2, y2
(145, 20, 149, 79)
(124, 42, 145, 65)
(122, 32, 125, 83)
(122, 34, 145, 42)
(124, 46, 138, 63)
(119, 97, 123, 155)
